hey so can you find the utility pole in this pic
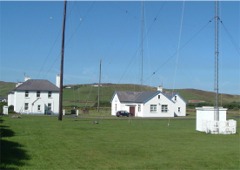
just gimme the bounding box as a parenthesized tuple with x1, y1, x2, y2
(140, 1, 144, 86)
(214, 0, 219, 121)
(97, 59, 102, 112)
(58, 0, 67, 121)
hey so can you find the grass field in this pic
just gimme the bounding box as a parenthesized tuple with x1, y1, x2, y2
(1, 114, 239, 170)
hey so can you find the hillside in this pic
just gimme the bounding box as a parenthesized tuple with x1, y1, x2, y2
(62, 83, 239, 107)
(0, 81, 16, 98)
(1, 81, 239, 108)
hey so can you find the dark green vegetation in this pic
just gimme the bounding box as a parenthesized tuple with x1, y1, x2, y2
(1, 115, 239, 170)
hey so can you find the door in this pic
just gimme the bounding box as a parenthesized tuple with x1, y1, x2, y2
(129, 106, 135, 116)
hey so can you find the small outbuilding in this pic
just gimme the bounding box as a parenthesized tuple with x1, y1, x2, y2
(196, 106, 237, 134)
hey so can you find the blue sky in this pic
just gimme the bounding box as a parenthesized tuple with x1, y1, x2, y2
(1, 1, 239, 94)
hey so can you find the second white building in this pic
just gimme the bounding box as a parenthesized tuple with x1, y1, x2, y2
(111, 87, 186, 117)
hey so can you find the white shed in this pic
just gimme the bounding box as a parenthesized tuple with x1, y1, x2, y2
(196, 106, 237, 134)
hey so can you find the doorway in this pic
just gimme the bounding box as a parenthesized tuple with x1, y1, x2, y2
(129, 106, 135, 116)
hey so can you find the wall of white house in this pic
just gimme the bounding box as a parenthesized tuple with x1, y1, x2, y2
(171, 95, 186, 116)
(8, 93, 14, 106)
(111, 94, 119, 116)
(111, 93, 186, 118)
(8, 91, 59, 114)
(141, 94, 175, 117)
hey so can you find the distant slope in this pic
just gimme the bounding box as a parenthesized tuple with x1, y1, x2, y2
(0, 81, 16, 97)
(1, 81, 239, 107)
(63, 84, 239, 107)
(173, 89, 239, 104)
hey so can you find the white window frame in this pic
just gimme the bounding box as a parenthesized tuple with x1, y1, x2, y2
(37, 91, 41, 98)
(150, 104, 157, 112)
(48, 91, 52, 98)
(48, 103, 52, 111)
(25, 91, 29, 98)
(138, 105, 141, 112)
(24, 103, 29, 110)
(38, 105, 41, 111)
(161, 105, 168, 113)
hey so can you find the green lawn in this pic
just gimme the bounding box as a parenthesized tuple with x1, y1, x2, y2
(1, 115, 239, 170)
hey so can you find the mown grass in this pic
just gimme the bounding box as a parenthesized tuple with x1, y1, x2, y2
(1, 115, 239, 170)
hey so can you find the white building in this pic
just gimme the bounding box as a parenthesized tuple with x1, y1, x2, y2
(8, 78, 59, 114)
(111, 87, 186, 117)
(196, 106, 237, 134)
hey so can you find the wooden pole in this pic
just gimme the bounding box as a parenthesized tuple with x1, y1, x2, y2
(58, 0, 67, 121)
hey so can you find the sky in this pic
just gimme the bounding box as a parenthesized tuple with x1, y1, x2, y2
(0, 1, 239, 95)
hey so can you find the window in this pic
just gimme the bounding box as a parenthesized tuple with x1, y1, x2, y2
(174, 96, 177, 101)
(37, 91, 41, 98)
(25, 91, 29, 97)
(161, 105, 168, 112)
(158, 95, 160, 99)
(24, 103, 29, 110)
(138, 105, 141, 112)
(48, 103, 52, 111)
(38, 105, 41, 111)
(48, 91, 52, 98)
(178, 107, 181, 112)
(150, 105, 157, 112)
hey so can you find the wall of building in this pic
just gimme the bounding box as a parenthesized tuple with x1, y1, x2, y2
(10, 91, 59, 114)
(172, 94, 186, 116)
(196, 107, 227, 132)
(141, 94, 174, 117)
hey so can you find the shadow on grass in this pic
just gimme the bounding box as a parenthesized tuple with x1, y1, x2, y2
(0, 117, 30, 169)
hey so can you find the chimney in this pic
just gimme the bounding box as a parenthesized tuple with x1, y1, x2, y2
(24, 76, 30, 82)
(157, 85, 163, 92)
(56, 74, 60, 88)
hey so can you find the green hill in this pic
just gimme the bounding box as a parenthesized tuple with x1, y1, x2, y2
(1, 81, 239, 109)
(0, 81, 16, 98)
(62, 83, 239, 108)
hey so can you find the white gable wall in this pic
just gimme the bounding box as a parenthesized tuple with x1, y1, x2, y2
(111, 94, 120, 116)
(171, 94, 186, 116)
(141, 93, 174, 117)
(8, 93, 14, 106)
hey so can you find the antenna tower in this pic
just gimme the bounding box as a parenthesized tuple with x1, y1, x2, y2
(214, 1, 219, 121)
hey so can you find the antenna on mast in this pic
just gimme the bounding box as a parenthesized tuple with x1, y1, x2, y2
(214, 0, 219, 121)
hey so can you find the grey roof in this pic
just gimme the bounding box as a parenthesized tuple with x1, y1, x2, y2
(164, 92, 178, 100)
(14, 79, 59, 92)
(115, 91, 160, 103)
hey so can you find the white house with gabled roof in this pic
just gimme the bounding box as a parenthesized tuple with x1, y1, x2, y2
(111, 86, 186, 117)
(8, 77, 59, 114)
